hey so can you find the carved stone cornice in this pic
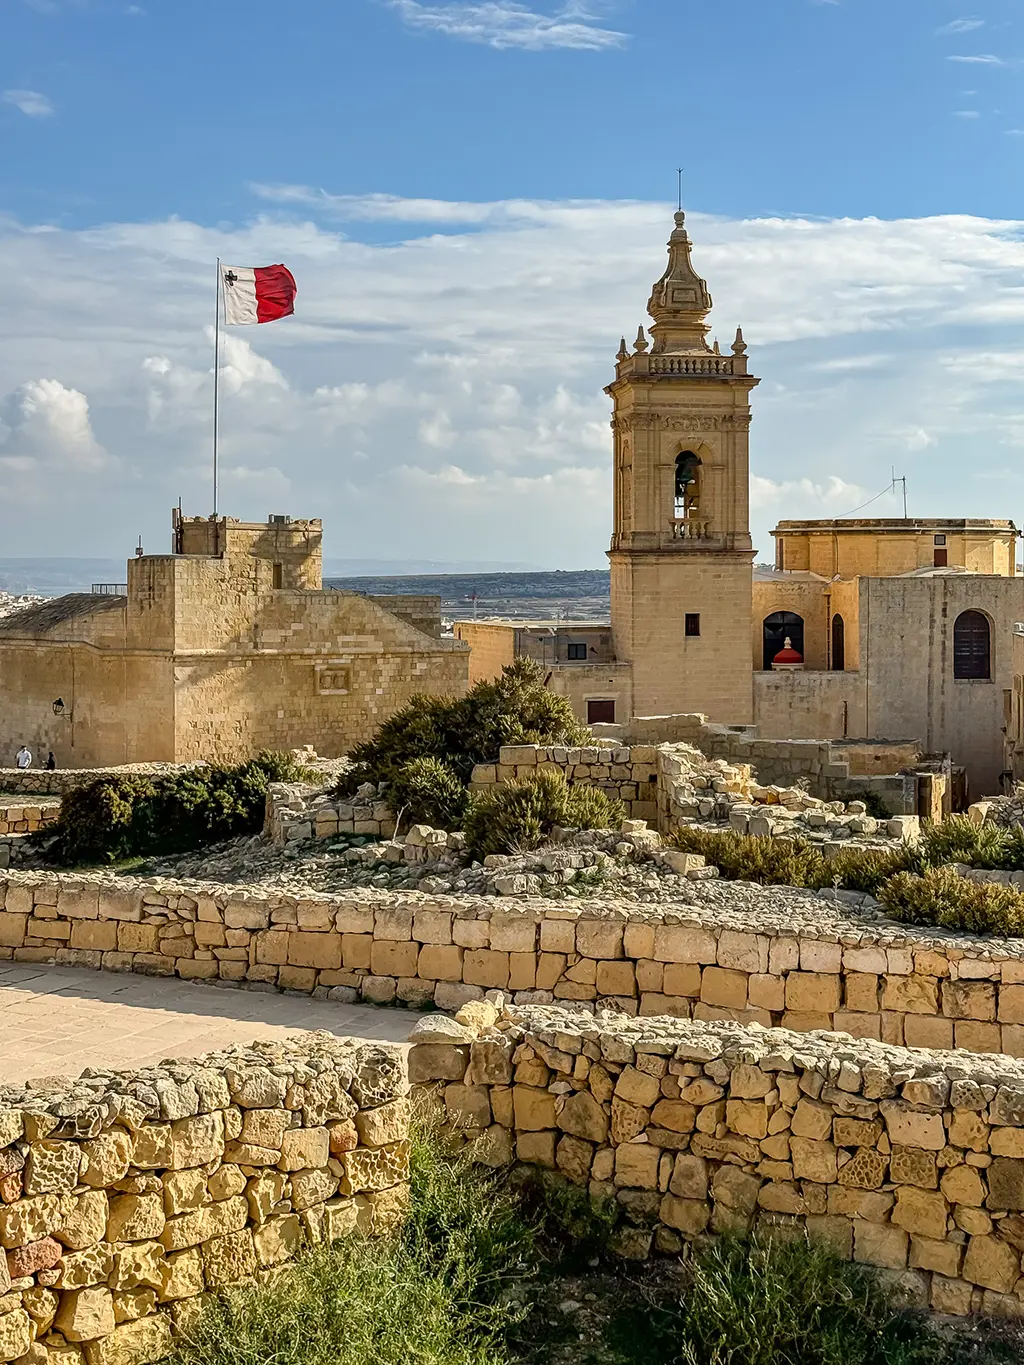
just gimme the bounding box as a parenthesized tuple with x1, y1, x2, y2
(613, 413, 750, 434)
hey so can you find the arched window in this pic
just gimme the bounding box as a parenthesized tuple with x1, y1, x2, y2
(674, 452, 701, 521)
(831, 614, 845, 671)
(763, 612, 804, 670)
(954, 610, 991, 680)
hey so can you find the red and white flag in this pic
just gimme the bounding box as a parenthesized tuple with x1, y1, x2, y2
(220, 263, 297, 325)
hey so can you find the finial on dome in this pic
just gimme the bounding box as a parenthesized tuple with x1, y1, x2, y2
(713, 338, 721, 355)
(732, 326, 747, 356)
(645, 210, 713, 353)
(673, 209, 686, 230)
(634, 325, 649, 354)
(616, 336, 629, 362)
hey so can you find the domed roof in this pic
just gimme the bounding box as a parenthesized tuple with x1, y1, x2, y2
(772, 637, 803, 666)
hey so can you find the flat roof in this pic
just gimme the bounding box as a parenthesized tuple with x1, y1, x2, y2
(773, 518, 1017, 534)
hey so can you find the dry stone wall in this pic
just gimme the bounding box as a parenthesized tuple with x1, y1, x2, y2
(0, 805, 59, 838)
(0, 768, 194, 799)
(0, 1032, 409, 1364)
(5, 871, 1024, 1055)
(413, 1004, 1024, 1318)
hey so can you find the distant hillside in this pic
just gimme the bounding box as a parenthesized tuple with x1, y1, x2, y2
(0, 559, 124, 596)
(326, 568, 611, 622)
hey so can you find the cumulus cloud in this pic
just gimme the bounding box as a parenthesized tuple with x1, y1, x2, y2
(3, 197, 1024, 561)
(2, 89, 54, 117)
(385, 0, 627, 50)
(0, 379, 108, 490)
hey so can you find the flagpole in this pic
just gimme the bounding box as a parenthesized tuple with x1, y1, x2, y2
(213, 258, 221, 518)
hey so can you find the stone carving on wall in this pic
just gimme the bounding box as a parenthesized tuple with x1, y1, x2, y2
(613, 414, 750, 433)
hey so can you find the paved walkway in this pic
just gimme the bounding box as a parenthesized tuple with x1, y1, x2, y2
(0, 964, 414, 1086)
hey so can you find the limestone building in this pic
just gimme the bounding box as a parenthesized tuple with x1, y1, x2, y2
(456, 213, 1021, 798)
(0, 511, 468, 767)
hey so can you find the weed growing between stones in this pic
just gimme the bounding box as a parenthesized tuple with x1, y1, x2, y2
(168, 1128, 1015, 1365)
(464, 770, 624, 860)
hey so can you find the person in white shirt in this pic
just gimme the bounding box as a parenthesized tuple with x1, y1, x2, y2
(15, 746, 31, 770)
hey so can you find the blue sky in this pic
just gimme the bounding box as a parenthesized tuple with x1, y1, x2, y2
(3, 0, 1024, 564)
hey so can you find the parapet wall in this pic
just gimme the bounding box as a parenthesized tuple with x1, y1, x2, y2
(0, 1032, 409, 1363)
(3, 871, 1024, 1055)
(0, 802, 59, 836)
(414, 1005, 1024, 1317)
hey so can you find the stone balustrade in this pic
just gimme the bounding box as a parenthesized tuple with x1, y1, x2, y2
(413, 1004, 1024, 1318)
(4, 871, 1024, 1054)
(0, 1032, 409, 1363)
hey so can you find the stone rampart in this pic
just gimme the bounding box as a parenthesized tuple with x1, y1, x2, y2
(413, 1004, 1024, 1317)
(4, 871, 1024, 1054)
(0, 1032, 409, 1363)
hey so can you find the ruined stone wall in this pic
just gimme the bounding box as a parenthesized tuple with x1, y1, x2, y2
(4, 872, 1024, 1054)
(0, 1033, 409, 1364)
(469, 744, 659, 824)
(0, 767, 195, 798)
(414, 1005, 1024, 1317)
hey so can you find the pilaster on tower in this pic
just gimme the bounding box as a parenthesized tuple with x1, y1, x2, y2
(606, 211, 759, 724)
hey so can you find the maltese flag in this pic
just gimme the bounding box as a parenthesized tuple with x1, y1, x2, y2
(220, 263, 297, 325)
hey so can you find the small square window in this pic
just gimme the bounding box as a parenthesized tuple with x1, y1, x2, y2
(685, 613, 701, 637)
(587, 699, 615, 724)
(567, 642, 587, 660)
(934, 534, 946, 547)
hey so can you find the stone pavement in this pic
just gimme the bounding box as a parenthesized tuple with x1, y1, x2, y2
(0, 963, 413, 1086)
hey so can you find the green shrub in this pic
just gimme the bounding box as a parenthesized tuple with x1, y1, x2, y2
(662, 1232, 942, 1365)
(463, 769, 623, 858)
(879, 866, 1024, 936)
(337, 657, 589, 798)
(671, 828, 918, 895)
(387, 756, 468, 829)
(920, 814, 1014, 870)
(49, 751, 315, 866)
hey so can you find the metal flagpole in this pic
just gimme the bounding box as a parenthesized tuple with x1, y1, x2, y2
(213, 258, 221, 518)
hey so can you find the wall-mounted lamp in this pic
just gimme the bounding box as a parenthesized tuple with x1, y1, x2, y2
(52, 698, 65, 716)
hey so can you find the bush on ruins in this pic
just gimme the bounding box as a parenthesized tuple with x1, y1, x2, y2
(335, 657, 589, 810)
(463, 769, 623, 859)
(47, 751, 315, 865)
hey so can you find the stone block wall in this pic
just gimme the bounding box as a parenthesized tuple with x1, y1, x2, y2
(264, 785, 396, 845)
(414, 1005, 1024, 1317)
(0, 1032, 409, 1364)
(4, 871, 1024, 1055)
(469, 744, 660, 824)
(0, 803, 59, 836)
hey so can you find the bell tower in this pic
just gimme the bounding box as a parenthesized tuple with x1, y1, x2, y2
(607, 211, 758, 722)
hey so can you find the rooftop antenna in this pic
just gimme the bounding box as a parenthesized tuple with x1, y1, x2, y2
(676, 167, 683, 212)
(891, 467, 908, 518)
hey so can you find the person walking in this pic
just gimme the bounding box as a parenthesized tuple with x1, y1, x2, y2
(45, 752, 56, 771)
(15, 745, 31, 770)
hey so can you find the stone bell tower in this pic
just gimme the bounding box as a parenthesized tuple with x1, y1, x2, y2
(607, 211, 758, 722)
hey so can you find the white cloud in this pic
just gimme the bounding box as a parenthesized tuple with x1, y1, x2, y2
(0, 378, 107, 481)
(2, 89, 54, 118)
(937, 17, 984, 35)
(948, 53, 1003, 64)
(385, 0, 627, 50)
(953, 109, 981, 118)
(5, 199, 1024, 561)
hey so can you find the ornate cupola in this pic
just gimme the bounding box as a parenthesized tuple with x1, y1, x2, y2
(646, 210, 714, 353)
(606, 209, 759, 726)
